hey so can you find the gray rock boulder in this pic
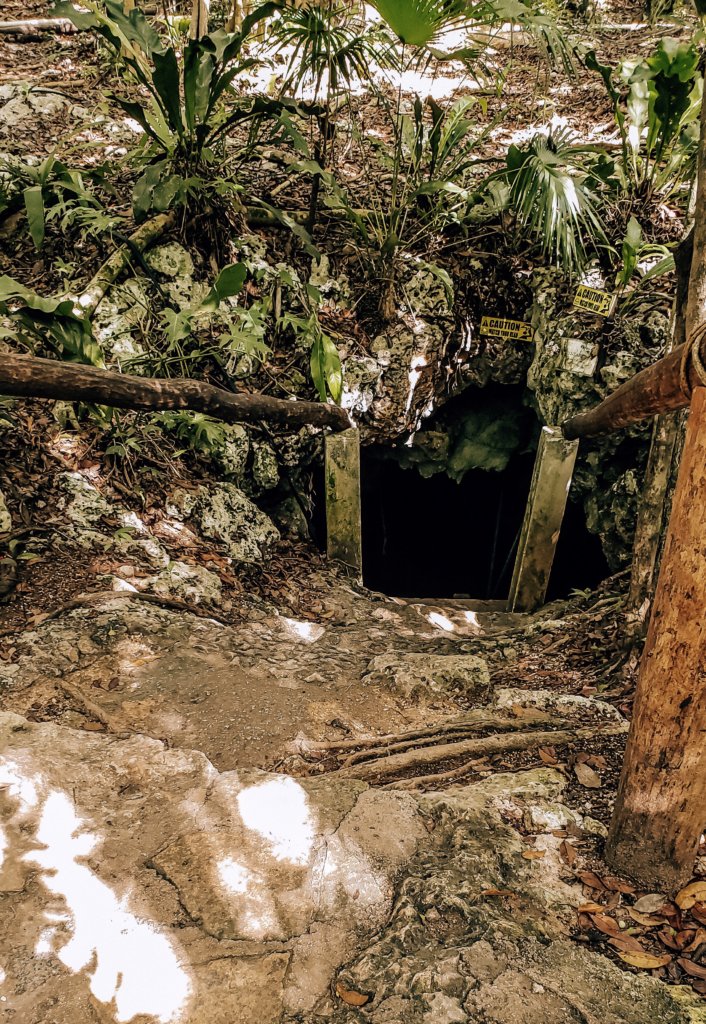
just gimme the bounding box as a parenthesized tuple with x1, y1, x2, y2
(169, 482, 279, 564)
(363, 653, 491, 702)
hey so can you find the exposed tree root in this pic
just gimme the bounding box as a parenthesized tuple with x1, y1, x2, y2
(73, 212, 177, 314)
(328, 722, 628, 785)
(55, 678, 130, 736)
(303, 709, 558, 755)
(335, 712, 561, 769)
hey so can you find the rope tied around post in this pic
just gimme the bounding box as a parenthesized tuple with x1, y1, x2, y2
(679, 322, 706, 400)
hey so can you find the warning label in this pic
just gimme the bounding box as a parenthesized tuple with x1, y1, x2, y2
(479, 316, 533, 341)
(573, 285, 614, 317)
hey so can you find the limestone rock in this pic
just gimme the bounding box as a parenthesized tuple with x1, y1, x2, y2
(0, 714, 422, 1023)
(252, 442, 280, 492)
(0, 488, 11, 533)
(363, 653, 491, 702)
(170, 483, 279, 564)
(213, 423, 250, 480)
(145, 242, 195, 279)
(494, 687, 626, 724)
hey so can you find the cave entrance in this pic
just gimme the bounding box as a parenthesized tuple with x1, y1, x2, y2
(311, 383, 611, 603)
(359, 451, 608, 601)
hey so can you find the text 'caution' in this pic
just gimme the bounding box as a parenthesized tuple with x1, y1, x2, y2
(480, 316, 533, 341)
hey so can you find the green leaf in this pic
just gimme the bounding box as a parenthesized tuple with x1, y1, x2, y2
(369, 0, 467, 45)
(0, 275, 75, 316)
(151, 49, 184, 135)
(201, 263, 247, 310)
(310, 331, 342, 404)
(23, 185, 45, 249)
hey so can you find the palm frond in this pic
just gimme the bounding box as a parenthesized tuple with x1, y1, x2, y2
(487, 128, 607, 273)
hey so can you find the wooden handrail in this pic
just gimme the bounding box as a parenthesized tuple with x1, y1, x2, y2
(562, 336, 706, 440)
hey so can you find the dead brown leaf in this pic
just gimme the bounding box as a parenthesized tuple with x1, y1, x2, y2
(677, 957, 706, 980)
(577, 870, 605, 891)
(627, 909, 667, 929)
(608, 935, 646, 953)
(522, 850, 546, 861)
(601, 875, 636, 895)
(676, 881, 706, 910)
(633, 893, 669, 914)
(573, 762, 602, 789)
(590, 913, 621, 937)
(335, 982, 371, 1007)
(577, 901, 605, 914)
(618, 951, 671, 970)
(560, 840, 578, 868)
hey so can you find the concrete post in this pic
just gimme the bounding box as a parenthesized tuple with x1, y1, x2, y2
(325, 429, 363, 579)
(507, 426, 579, 613)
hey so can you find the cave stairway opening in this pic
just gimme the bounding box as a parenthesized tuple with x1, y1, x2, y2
(322, 424, 609, 611)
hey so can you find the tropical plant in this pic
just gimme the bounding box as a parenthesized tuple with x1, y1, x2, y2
(482, 127, 608, 273)
(585, 38, 702, 199)
(277, 270, 343, 404)
(0, 155, 118, 250)
(55, 0, 316, 219)
(0, 275, 103, 365)
(613, 215, 674, 310)
(270, 1, 375, 97)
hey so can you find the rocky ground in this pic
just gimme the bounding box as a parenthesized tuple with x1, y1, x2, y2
(2, 1, 706, 1021)
(1, 449, 706, 1024)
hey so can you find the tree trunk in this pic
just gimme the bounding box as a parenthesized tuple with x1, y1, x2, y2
(0, 354, 351, 433)
(605, 96, 706, 889)
(190, 0, 209, 39)
(626, 230, 692, 627)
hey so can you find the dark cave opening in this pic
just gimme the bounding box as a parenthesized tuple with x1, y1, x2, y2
(357, 453, 609, 601)
(309, 443, 610, 604)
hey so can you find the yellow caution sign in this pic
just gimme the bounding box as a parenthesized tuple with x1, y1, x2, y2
(480, 316, 533, 341)
(573, 284, 615, 317)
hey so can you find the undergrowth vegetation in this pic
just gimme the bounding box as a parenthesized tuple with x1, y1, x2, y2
(0, 0, 702, 467)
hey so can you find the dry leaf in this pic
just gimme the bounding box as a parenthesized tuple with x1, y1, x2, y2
(690, 903, 706, 926)
(618, 951, 671, 970)
(609, 935, 646, 953)
(633, 893, 668, 914)
(538, 747, 558, 766)
(684, 927, 706, 952)
(590, 913, 621, 937)
(658, 929, 682, 951)
(676, 881, 706, 910)
(522, 850, 546, 861)
(573, 762, 602, 789)
(578, 901, 605, 914)
(335, 982, 371, 1007)
(677, 957, 706, 980)
(560, 840, 578, 868)
(601, 875, 635, 894)
(627, 909, 666, 928)
(577, 870, 605, 891)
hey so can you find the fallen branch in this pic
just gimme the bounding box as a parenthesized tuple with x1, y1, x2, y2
(0, 18, 79, 35)
(330, 723, 628, 784)
(0, 354, 352, 432)
(73, 212, 176, 314)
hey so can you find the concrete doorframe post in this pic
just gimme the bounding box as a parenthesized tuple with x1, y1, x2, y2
(507, 426, 579, 613)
